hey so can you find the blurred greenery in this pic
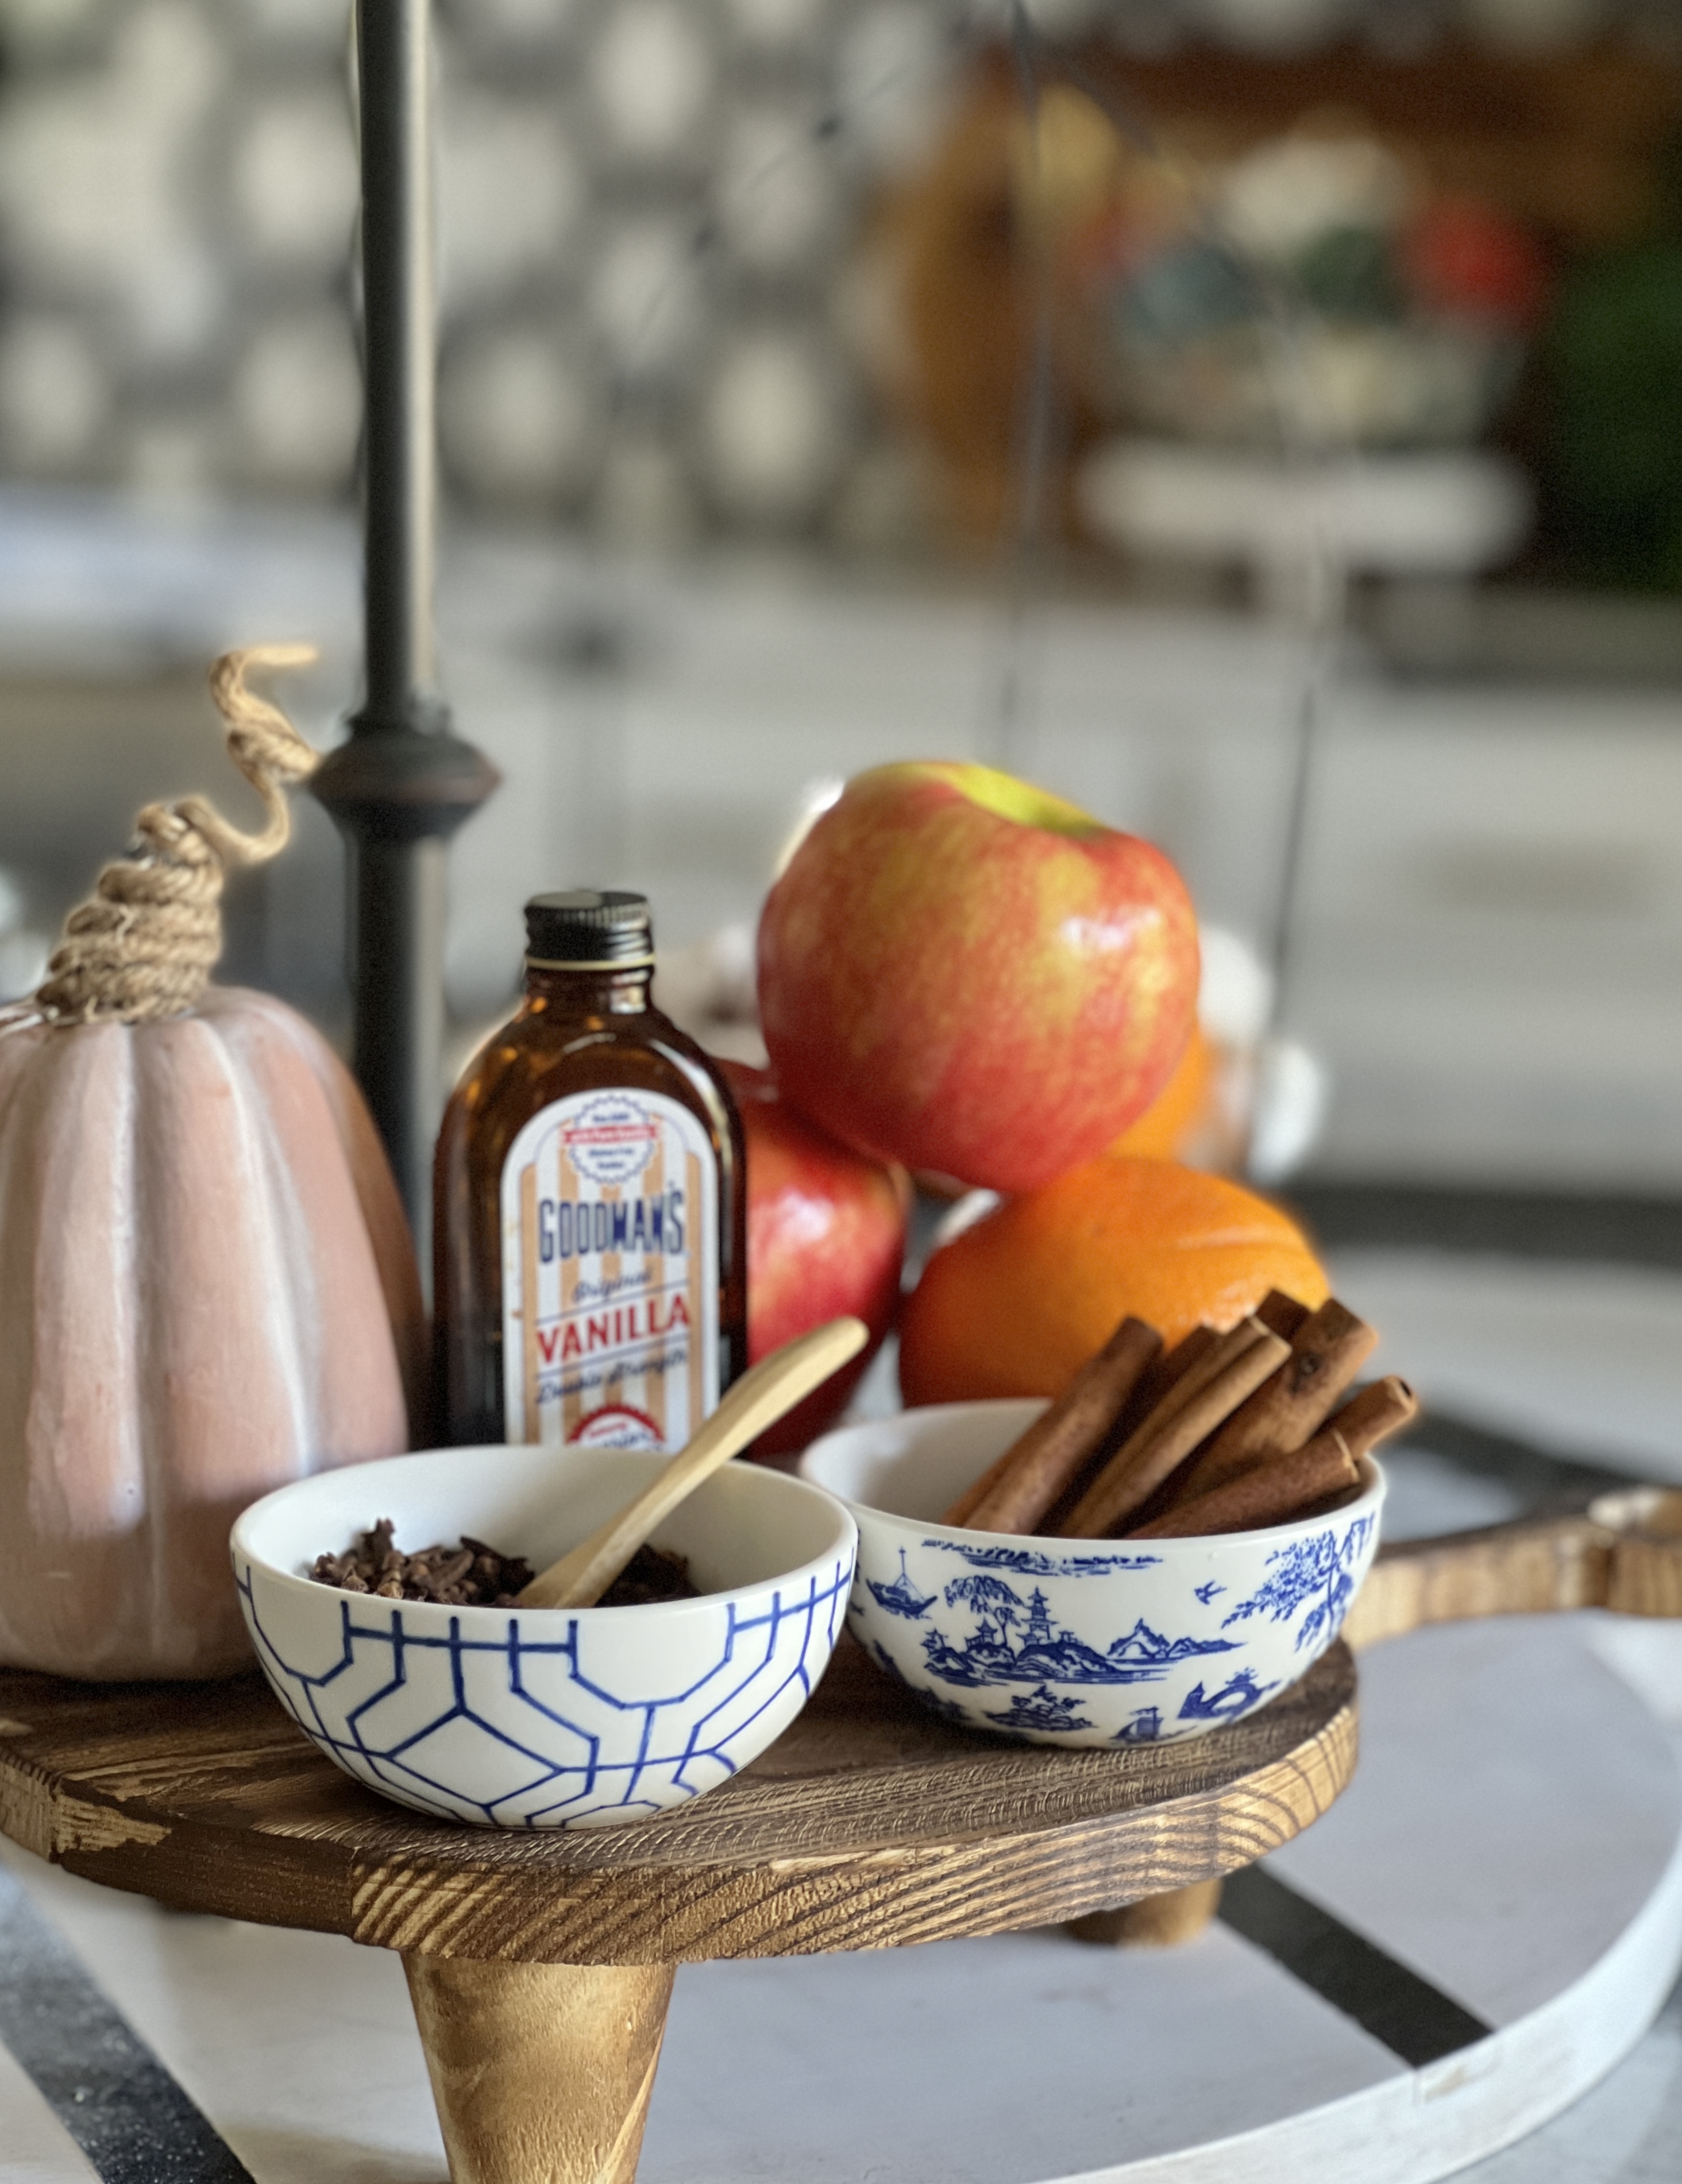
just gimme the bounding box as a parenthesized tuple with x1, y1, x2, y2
(1543, 241, 1682, 590)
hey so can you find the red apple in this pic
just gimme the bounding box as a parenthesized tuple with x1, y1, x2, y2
(720, 1060, 910, 1455)
(756, 762, 1198, 1193)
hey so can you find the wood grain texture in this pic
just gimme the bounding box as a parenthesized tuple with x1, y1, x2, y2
(1592, 1488, 1682, 1619)
(1344, 1515, 1610, 1651)
(406, 1955, 674, 2184)
(1342, 1497, 1682, 1653)
(0, 1637, 1356, 1966)
(1064, 1878, 1223, 1948)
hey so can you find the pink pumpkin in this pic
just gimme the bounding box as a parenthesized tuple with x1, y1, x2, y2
(0, 994, 425, 1681)
(0, 646, 425, 1679)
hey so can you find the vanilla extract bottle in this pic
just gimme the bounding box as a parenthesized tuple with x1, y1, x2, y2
(435, 891, 747, 1450)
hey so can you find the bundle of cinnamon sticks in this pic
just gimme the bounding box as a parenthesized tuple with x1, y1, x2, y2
(940, 1290, 1415, 1541)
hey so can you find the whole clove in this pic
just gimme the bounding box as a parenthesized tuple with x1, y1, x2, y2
(310, 1522, 700, 1610)
(311, 1521, 534, 1606)
(594, 1543, 701, 1609)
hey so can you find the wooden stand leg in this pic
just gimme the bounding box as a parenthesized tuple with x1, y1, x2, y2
(404, 1954, 676, 2184)
(1065, 1878, 1224, 1948)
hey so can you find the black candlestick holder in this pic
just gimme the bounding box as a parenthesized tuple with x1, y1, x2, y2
(313, 0, 498, 1254)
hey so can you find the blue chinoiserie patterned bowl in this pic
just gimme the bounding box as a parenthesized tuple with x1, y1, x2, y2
(800, 1401, 1382, 1749)
(232, 1444, 856, 1828)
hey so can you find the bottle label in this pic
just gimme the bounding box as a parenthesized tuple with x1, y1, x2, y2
(500, 1088, 719, 1451)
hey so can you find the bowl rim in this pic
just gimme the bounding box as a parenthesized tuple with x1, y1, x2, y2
(798, 1397, 1385, 1553)
(232, 1443, 858, 1628)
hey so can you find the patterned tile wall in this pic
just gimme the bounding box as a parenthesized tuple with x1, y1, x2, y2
(0, 0, 962, 543)
(0, 1, 1649, 540)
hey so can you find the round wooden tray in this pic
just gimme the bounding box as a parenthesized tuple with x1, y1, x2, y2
(0, 1634, 1353, 1961)
(0, 1635, 1354, 2183)
(8, 1503, 1674, 2184)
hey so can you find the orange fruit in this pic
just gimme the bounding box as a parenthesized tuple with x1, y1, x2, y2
(1109, 1023, 1213, 1161)
(899, 1153, 1328, 1406)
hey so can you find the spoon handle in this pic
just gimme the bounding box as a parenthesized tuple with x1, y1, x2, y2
(516, 1316, 869, 1610)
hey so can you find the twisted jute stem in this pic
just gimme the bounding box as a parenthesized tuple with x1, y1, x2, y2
(33, 643, 320, 1026)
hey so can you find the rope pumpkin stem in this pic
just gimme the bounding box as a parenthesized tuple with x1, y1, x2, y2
(34, 643, 321, 1027)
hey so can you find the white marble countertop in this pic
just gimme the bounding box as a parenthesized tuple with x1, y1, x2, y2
(6, 1247, 1682, 2183)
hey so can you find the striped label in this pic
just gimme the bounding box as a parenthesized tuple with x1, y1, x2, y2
(500, 1088, 718, 1449)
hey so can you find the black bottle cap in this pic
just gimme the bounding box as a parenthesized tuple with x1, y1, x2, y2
(524, 890, 655, 969)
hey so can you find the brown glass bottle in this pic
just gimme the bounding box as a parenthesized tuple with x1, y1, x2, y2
(434, 890, 746, 1448)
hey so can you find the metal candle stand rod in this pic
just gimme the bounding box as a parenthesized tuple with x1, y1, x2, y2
(313, 0, 498, 1250)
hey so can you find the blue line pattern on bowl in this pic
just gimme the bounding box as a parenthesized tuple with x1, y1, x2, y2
(236, 1558, 852, 1828)
(1221, 1514, 1378, 1652)
(915, 1541, 1163, 1575)
(916, 1575, 1241, 1688)
(843, 1507, 1379, 1749)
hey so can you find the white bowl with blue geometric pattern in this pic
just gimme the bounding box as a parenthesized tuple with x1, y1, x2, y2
(800, 1401, 1382, 1750)
(231, 1444, 856, 1829)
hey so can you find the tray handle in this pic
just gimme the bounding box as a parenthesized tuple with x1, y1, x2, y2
(1345, 1487, 1682, 1652)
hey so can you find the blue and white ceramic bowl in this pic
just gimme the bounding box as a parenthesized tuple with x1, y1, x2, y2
(800, 1401, 1382, 1750)
(232, 1445, 856, 1828)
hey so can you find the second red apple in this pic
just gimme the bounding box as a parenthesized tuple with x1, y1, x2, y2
(720, 1060, 909, 1455)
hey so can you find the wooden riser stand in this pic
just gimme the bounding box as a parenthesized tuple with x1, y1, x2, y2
(0, 1486, 1679, 2183)
(406, 1958, 676, 2184)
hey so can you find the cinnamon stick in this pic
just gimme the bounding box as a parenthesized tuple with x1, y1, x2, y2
(1120, 1322, 1252, 1448)
(1119, 1322, 1221, 1432)
(1315, 1373, 1418, 1463)
(1131, 1374, 1417, 1540)
(1315, 1374, 1417, 1458)
(1163, 1298, 1378, 1506)
(1061, 1319, 1291, 1538)
(943, 1452, 1007, 1529)
(1253, 1289, 1313, 1341)
(1035, 1322, 1221, 1533)
(944, 1451, 1004, 1529)
(944, 1316, 1163, 1532)
(1131, 1435, 1358, 1539)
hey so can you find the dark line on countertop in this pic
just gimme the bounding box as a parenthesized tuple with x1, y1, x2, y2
(1286, 1182, 1682, 1273)
(0, 1858, 253, 2183)
(1220, 1863, 1494, 2069)
(1396, 1408, 1645, 1511)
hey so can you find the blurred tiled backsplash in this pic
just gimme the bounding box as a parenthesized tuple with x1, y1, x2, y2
(5, 1, 1667, 546)
(0, 0, 962, 540)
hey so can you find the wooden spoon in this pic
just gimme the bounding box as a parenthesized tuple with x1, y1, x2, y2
(515, 1315, 869, 1610)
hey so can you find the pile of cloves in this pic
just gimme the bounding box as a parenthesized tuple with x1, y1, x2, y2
(310, 1521, 534, 1607)
(310, 1523, 702, 1609)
